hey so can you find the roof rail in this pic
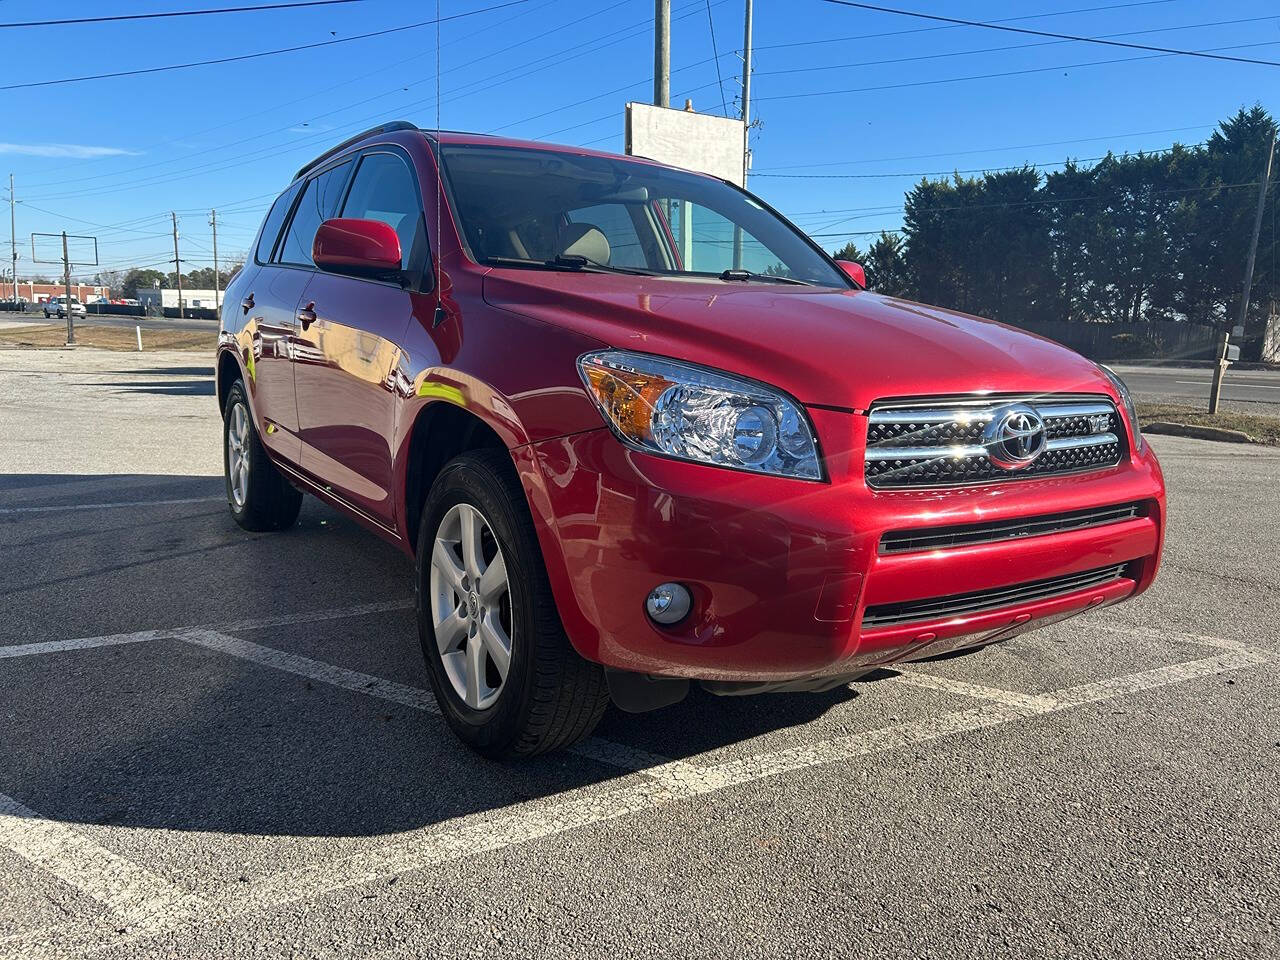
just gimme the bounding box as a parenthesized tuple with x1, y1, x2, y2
(293, 120, 419, 180)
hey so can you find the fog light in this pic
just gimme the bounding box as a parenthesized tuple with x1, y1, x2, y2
(645, 582, 691, 625)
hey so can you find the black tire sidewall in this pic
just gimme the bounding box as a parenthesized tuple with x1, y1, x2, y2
(222, 383, 253, 522)
(416, 455, 539, 748)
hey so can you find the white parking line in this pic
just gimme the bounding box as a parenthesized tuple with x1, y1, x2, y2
(887, 670, 1062, 711)
(0, 497, 221, 515)
(0, 630, 164, 660)
(215, 637, 1274, 923)
(5, 620, 1275, 959)
(206, 599, 414, 634)
(0, 601, 415, 660)
(173, 629, 709, 790)
(0, 793, 202, 934)
(178, 630, 439, 713)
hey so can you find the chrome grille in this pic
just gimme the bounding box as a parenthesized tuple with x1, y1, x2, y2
(879, 502, 1141, 554)
(865, 397, 1125, 489)
(861, 564, 1128, 629)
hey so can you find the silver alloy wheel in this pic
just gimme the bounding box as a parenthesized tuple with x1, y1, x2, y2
(429, 502, 513, 710)
(226, 401, 250, 509)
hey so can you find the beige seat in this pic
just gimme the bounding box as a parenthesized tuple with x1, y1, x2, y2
(556, 223, 610, 264)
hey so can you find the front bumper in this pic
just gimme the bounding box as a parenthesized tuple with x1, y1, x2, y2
(522, 408, 1165, 683)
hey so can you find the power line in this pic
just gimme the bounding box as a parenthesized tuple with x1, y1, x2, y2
(753, 41, 1280, 105)
(20, 0, 664, 196)
(800, 178, 1270, 239)
(0, 0, 528, 91)
(756, 124, 1214, 172)
(755, 141, 1205, 180)
(819, 0, 1280, 69)
(0, 0, 363, 29)
(704, 0, 728, 116)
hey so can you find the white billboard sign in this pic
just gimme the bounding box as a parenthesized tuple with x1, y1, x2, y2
(625, 102, 746, 187)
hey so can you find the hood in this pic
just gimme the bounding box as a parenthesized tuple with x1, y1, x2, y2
(482, 270, 1115, 411)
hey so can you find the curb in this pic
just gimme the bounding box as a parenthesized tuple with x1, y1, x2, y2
(1142, 421, 1257, 444)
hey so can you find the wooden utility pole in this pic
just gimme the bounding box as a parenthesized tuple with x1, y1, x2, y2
(61, 232, 74, 344)
(210, 208, 220, 312)
(654, 0, 670, 108)
(171, 211, 183, 320)
(8, 174, 16, 304)
(1210, 130, 1276, 414)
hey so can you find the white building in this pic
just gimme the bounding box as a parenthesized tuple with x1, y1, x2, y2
(138, 288, 221, 310)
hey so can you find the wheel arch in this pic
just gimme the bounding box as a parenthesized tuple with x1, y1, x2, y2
(402, 401, 510, 555)
(215, 345, 246, 414)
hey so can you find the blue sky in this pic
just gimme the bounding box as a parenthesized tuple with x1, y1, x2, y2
(3, 0, 1278, 282)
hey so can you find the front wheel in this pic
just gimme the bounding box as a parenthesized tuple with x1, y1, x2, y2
(222, 379, 302, 532)
(416, 449, 609, 758)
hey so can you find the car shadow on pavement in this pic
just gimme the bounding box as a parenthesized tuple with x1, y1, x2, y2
(1, 472, 850, 840)
(73, 378, 216, 397)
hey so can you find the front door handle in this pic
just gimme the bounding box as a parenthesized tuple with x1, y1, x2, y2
(297, 302, 317, 330)
(241, 292, 254, 314)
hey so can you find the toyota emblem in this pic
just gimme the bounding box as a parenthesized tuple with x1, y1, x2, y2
(982, 403, 1047, 469)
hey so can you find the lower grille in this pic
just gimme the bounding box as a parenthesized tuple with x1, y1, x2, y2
(879, 502, 1141, 554)
(861, 564, 1128, 629)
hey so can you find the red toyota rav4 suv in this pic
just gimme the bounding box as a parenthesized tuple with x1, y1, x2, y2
(217, 122, 1165, 758)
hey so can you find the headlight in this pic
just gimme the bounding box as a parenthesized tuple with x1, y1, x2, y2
(1099, 364, 1143, 450)
(577, 349, 823, 480)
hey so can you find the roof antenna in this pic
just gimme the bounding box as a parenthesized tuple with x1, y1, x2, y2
(432, 0, 446, 329)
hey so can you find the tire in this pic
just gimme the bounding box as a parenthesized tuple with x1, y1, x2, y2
(415, 449, 609, 758)
(222, 379, 303, 532)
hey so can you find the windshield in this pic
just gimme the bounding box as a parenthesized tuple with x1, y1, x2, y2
(440, 144, 849, 287)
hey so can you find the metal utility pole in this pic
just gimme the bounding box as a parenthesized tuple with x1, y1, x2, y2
(1210, 130, 1276, 414)
(654, 0, 670, 108)
(8, 174, 16, 304)
(741, 0, 753, 184)
(61, 232, 74, 344)
(209, 208, 220, 312)
(171, 211, 184, 320)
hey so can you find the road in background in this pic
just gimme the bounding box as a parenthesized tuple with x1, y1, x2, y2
(1, 350, 1278, 959)
(1112, 364, 1280, 407)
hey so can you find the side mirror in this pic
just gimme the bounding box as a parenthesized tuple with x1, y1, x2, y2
(836, 260, 866, 288)
(313, 218, 402, 279)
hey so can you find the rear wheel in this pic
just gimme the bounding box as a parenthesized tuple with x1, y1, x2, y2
(416, 449, 609, 758)
(222, 379, 302, 532)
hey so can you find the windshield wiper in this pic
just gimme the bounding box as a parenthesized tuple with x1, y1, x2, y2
(484, 255, 657, 277)
(549, 254, 658, 276)
(718, 268, 812, 286)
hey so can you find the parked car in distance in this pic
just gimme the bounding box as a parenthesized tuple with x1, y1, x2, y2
(43, 295, 86, 319)
(216, 122, 1166, 758)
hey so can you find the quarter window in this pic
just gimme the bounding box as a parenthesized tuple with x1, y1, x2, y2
(255, 182, 301, 264)
(340, 152, 423, 271)
(278, 160, 353, 267)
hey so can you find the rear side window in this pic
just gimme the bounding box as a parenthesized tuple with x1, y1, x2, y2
(255, 182, 301, 264)
(340, 152, 423, 271)
(278, 160, 354, 267)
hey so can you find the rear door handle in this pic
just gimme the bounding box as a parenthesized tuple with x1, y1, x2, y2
(241, 293, 254, 314)
(297, 303, 317, 330)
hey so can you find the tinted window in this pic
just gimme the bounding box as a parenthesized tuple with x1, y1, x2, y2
(566, 203, 647, 268)
(255, 182, 301, 264)
(441, 144, 847, 286)
(278, 160, 353, 267)
(340, 152, 422, 270)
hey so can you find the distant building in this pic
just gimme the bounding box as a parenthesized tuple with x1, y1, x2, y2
(11, 281, 110, 303)
(138, 288, 221, 310)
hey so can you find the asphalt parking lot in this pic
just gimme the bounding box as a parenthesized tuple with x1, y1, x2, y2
(2, 350, 1279, 960)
